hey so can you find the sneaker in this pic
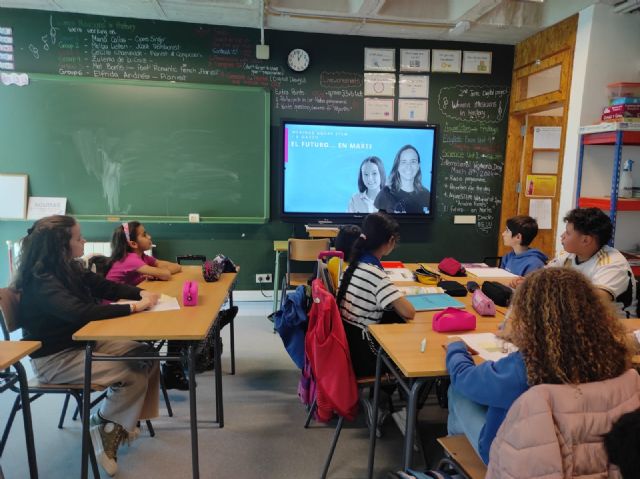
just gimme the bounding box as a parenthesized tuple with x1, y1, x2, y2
(361, 396, 389, 438)
(391, 408, 420, 452)
(91, 414, 140, 444)
(89, 414, 125, 477)
(162, 363, 190, 391)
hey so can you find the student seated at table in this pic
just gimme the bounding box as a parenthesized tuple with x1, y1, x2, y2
(545, 207, 636, 317)
(500, 215, 547, 277)
(337, 212, 415, 378)
(105, 222, 187, 390)
(14, 215, 160, 477)
(327, 224, 361, 288)
(446, 267, 630, 465)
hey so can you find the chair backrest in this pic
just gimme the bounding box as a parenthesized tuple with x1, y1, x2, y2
(0, 287, 21, 339)
(288, 239, 330, 262)
(176, 254, 207, 265)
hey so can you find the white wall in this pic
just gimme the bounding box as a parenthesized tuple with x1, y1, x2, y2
(558, 3, 640, 253)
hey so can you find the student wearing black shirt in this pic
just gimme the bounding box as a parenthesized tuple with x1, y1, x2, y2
(14, 215, 159, 477)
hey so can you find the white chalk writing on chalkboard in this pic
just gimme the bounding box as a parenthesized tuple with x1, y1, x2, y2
(438, 85, 509, 123)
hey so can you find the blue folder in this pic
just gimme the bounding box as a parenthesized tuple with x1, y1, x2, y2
(405, 293, 465, 311)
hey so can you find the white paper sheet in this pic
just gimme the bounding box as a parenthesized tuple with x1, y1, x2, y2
(117, 294, 180, 312)
(465, 267, 518, 279)
(384, 268, 415, 281)
(450, 333, 518, 362)
(397, 286, 444, 296)
(529, 198, 552, 229)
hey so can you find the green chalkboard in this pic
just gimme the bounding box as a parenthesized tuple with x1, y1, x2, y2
(0, 74, 270, 223)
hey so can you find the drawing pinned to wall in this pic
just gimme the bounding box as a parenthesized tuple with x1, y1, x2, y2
(462, 51, 492, 74)
(364, 98, 394, 121)
(400, 49, 430, 72)
(364, 47, 395, 72)
(398, 99, 428, 122)
(398, 75, 429, 98)
(432, 50, 462, 73)
(27, 197, 67, 219)
(364, 72, 395, 96)
(0, 174, 28, 219)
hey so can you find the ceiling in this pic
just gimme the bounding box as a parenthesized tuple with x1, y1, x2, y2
(0, 0, 633, 45)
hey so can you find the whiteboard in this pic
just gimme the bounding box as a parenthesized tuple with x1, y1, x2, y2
(0, 174, 28, 219)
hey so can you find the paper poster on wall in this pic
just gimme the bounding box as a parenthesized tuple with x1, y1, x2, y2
(400, 49, 430, 72)
(529, 198, 552, 229)
(398, 75, 429, 98)
(533, 126, 561, 149)
(364, 73, 396, 96)
(364, 48, 396, 72)
(462, 51, 492, 74)
(0, 173, 28, 219)
(525, 174, 557, 198)
(364, 98, 394, 121)
(27, 197, 68, 220)
(398, 99, 428, 122)
(431, 50, 462, 73)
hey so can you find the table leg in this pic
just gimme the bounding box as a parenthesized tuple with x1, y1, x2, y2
(214, 322, 224, 428)
(366, 345, 384, 479)
(272, 250, 282, 314)
(403, 380, 425, 471)
(187, 343, 200, 479)
(14, 362, 38, 479)
(80, 343, 93, 479)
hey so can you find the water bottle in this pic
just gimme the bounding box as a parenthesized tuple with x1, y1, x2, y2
(618, 159, 634, 198)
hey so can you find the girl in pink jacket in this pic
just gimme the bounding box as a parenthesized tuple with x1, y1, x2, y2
(446, 268, 630, 464)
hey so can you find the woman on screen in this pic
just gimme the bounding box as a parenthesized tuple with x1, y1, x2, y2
(374, 145, 430, 214)
(347, 156, 386, 213)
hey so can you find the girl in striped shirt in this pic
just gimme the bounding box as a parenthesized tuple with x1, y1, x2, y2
(337, 212, 415, 377)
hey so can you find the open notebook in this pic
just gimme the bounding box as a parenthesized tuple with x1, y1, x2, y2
(405, 293, 465, 311)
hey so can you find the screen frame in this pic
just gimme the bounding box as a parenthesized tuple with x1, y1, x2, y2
(279, 119, 438, 224)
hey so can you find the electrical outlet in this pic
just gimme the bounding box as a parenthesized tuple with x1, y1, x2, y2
(255, 273, 272, 284)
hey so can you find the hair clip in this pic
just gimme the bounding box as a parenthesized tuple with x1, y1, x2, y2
(359, 233, 367, 240)
(122, 222, 130, 242)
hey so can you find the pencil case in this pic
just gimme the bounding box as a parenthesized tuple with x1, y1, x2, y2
(471, 289, 496, 316)
(182, 281, 198, 306)
(432, 308, 476, 332)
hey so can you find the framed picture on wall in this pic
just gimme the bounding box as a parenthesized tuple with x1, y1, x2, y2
(432, 49, 462, 73)
(364, 98, 394, 121)
(364, 48, 396, 72)
(398, 99, 428, 122)
(462, 51, 492, 74)
(398, 74, 429, 98)
(364, 73, 396, 96)
(400, 49, 430, 72)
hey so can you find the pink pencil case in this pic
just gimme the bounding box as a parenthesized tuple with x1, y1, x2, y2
(471, 289, 496, 316)
(182, 281, 198, 306)
(432, 307, 476, 332)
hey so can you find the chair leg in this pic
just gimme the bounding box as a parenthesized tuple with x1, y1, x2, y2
(229, 319, 235, 375)
(0, 395, 21, 457)
(321, 416, 345, 479)
(145, 420, 155, 438)
(304, 398, 317, 428)
(58, 393, 71, 429)
(159, 368, 174, 417)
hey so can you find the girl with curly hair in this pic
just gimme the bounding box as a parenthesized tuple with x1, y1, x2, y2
(445, 267, 630, 464)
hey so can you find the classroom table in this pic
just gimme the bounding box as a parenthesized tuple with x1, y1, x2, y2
(365, 314, 640, 477)
(0, 340, 41, 479)
(73, 267, 236, 479)
(305, 225, 339, 239)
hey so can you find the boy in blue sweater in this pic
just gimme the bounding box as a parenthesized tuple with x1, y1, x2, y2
(500, 215, 547, 276)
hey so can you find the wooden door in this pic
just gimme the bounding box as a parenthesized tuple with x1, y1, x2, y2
(518, 116, 563, 257)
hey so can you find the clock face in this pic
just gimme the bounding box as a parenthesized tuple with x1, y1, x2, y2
(287, 48, 310, 72)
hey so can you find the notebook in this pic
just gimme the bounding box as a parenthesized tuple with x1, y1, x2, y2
(405, 293, 465, 311)
(465, 267, 518, 279)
